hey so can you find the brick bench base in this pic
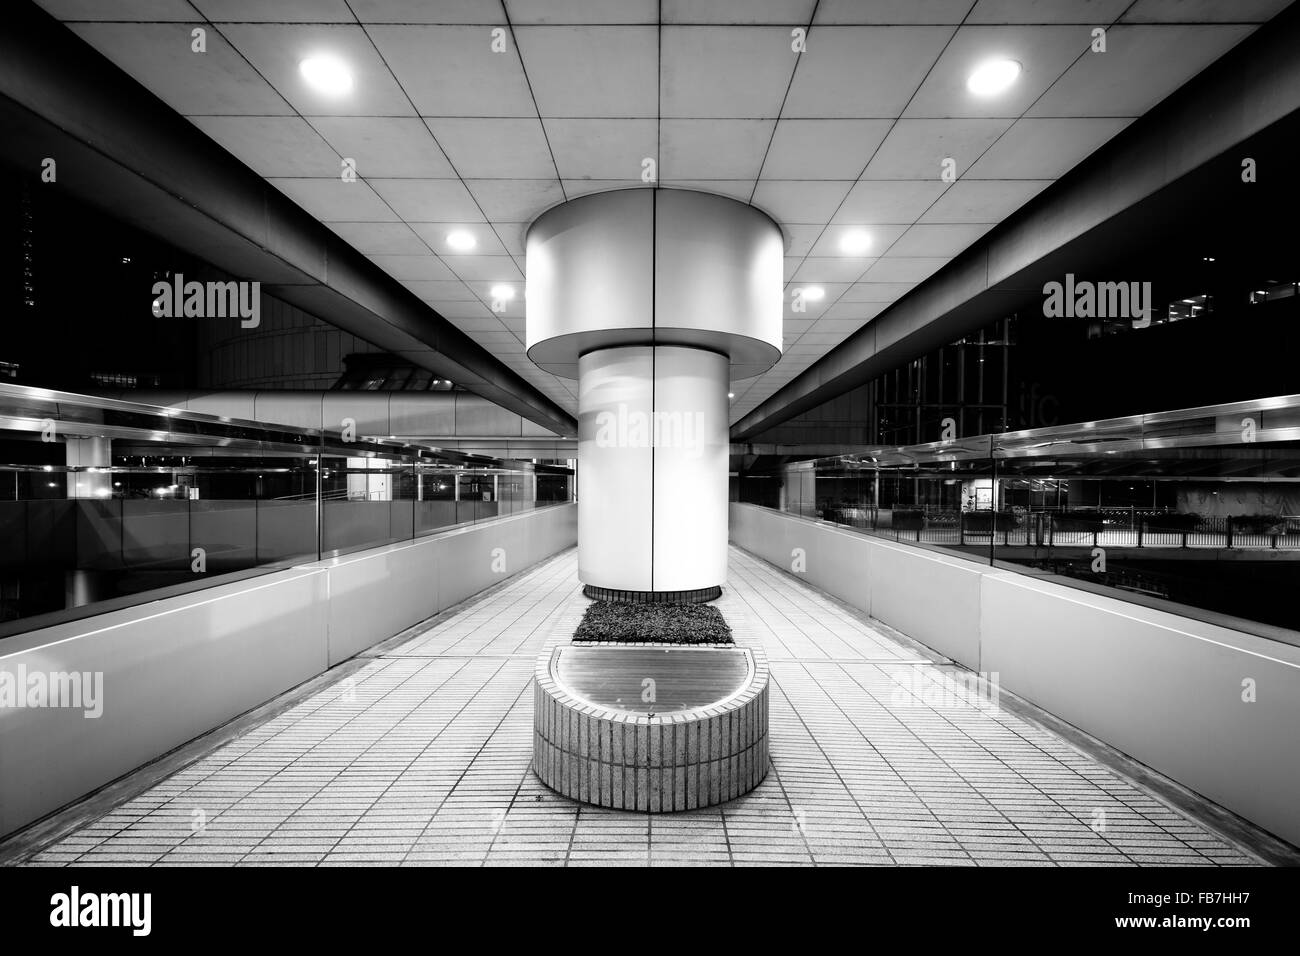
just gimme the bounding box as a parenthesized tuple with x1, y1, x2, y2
(533, 645, 769, 812)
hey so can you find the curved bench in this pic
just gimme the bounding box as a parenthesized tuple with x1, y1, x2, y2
(533, 644, 769, 812)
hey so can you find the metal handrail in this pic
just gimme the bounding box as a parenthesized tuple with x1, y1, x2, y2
(773, 393, 1300, 471)
(0, 382, 573, 475)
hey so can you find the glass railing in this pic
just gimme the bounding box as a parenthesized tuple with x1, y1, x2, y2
(0, 384, 574, 637)
(734, 394, 1300, 639)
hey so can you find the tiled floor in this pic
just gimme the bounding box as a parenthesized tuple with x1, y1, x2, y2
(19, 548, 1259, 867)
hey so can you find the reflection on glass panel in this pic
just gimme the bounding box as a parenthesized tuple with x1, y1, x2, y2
(734, 395, 1300, 638)
(0, 384, 575, 637)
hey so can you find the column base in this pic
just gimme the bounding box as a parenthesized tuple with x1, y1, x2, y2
(582, 584, 722, 604)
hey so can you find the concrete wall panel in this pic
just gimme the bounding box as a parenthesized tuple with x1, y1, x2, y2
(0, 504, 577, 839)
(981, 572, 1300, 847)
(730, 502, 1300, 845)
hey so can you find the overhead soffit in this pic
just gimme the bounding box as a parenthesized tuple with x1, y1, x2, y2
(32, 0, 1289, 420)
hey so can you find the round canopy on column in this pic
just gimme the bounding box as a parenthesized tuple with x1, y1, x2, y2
(525, 188, 784, 381)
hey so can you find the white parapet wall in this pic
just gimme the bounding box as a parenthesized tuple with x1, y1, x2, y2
(730, 502, 1300, 847)
(0, 504, 577, 839)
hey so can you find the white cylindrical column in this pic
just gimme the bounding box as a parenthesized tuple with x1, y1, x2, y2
(578, 345, 728, 595)
(528, 187, 783, 601)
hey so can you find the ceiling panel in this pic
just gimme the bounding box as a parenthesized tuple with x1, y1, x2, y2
(792, 258, 875, 283)
(833, 180, 949, 223)
(68, 23, 292, 115)
(658, 180, 757, 202)
(367, 25, 536, 117)
(327, 222, 430, 256)
(269, 177, 399, 221)
(661, 0, 817, 23)
(862, 256, 952, 282)
(965, 116, 1132, 179)
(408, 223, 509, 256)
(217, 23, 414, 116)
(562, 178, 644, 198)
(752, 181, 854, 223)
(918, 179, 1051, 222)
(446, 256, 526, 281)
(806, 223, 909, 257)
(903, 25, 1091, 119)
(820, 302, 889, 322)
(782, 283, 851, 316)
(761, 119, 893, 179)
(493, 222, 532, 256)
(426, 117, 557, 178)
(464, 180, 566, 222)
(783, 26, 954, 118)
(1028, 24, 1256, 117)
(661, 26, 797, 118)
(40, 4, 1271, 422)
(189, 115, 339, 176)
(661, 119, 775, 180)
(813, 0, 974, 24)
(350, 0, 505, 23)
(429, 301, 496, 321)
(516, 26, 658, 117)
(841, 282, 919, 302)
(781, 223, 826, 257)
(397, 279, 480, 301)
(889, 222, 996, 257)
(37, 0, 196, 19)
(193, 0, 356, 21)
(968, 0, 1132, 24)
(545, 119, 658, 179)
(1120, 0, 1293, 22)
(367, 255, 457, 280)
(309, 117, 456, 178)
(508, 1, 658, 25)
(369, 179, 485, 222)
(862, 118, 1014, 180)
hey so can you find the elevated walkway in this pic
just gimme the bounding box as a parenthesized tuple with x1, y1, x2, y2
(3, 548, 1282, 867)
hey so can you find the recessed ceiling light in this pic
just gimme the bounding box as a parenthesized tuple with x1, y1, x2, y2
(446, 230, 477, 251)
(727, 392, 735, 399)
(489, 284, 515, 300)
(839, 230, 872, 255)
(967, 59, 1021, 97)
(299, 55, 353, 96)
(799, 286, 826, 302)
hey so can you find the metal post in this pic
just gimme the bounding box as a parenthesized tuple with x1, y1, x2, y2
(314, 448, 322, 560)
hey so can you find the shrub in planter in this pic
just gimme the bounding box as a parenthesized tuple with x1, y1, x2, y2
(574, 601, 734, 645)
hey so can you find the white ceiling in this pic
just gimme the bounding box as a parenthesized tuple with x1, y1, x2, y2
(34, 0, 1289, 422)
